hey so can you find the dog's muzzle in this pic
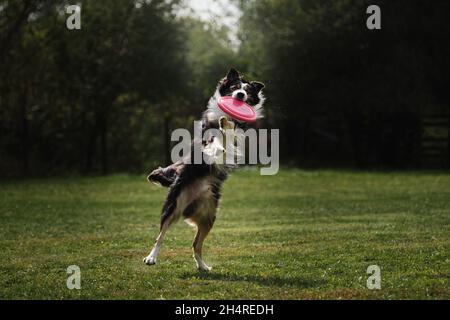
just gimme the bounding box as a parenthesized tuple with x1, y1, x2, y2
(232, 89, 248, 102)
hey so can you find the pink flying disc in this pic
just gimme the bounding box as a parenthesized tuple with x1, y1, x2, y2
(217, 96, 257, 123)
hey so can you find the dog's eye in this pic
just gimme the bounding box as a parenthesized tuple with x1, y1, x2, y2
(230, 84, 240, 90)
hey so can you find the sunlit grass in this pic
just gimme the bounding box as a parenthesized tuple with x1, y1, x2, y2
(0, 169, 449, 299)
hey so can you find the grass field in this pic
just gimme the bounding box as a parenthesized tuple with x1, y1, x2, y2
(0, 169, 449, 299)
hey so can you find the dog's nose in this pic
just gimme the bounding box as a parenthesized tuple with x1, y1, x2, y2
(236, 92, 245, 100)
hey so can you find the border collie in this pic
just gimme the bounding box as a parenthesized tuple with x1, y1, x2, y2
(143, 68, 265, 271)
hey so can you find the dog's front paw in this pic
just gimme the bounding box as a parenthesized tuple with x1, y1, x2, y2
(143, 255, 157, 265)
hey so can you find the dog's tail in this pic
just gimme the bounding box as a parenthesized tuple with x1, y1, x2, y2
(147, 162, 185, 188)
(147, 167, 176, 187)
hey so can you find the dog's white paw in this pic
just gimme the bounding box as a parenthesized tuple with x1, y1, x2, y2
(197, 263, 212, 272)
(143, 255, 157, 265)
(195, 257, 212, 271)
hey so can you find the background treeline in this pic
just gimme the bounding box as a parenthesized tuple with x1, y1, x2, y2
(1, 0, 449, 178)
(239, 0, 450, 169)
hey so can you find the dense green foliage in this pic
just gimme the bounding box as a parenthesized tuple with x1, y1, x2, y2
(239, 0, 450, 168)
(0, 1, 249, 178)
(0, 169, 448, 299)
(1, 0, 449, 178)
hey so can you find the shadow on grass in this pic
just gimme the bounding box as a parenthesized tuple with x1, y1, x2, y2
(180, 270, 326, 289)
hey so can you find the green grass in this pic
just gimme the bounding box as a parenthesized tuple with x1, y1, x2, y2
(0, 169, 449, 299)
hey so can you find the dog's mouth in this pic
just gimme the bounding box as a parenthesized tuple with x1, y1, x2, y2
(231, 89, 248, 102)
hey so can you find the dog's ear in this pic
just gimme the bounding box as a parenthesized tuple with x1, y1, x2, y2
(251, 81, 265, 93)
(226, 68, 240, 82)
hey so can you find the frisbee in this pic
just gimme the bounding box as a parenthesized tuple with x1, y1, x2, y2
(218, 96, 257, 123)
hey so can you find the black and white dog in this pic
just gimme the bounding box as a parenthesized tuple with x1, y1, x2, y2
(143, 68, 265, 271)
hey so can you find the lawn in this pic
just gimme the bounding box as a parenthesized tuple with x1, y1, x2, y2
(0, 169, 449, 299)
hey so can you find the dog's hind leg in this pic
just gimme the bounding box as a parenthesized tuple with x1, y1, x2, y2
(143, 217, 172, 265)
(192, 216, 215, 271)
(144, 175, 184, 265)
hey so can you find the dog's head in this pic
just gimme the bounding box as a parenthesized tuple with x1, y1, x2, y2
(206, 68, 266, 128)
(203, 69, 266, 167)
(218, 68, 265, 108)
